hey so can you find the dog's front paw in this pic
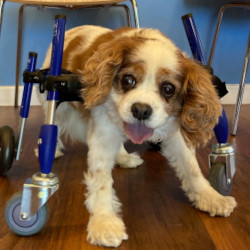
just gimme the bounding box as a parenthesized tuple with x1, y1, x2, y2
(116, 152, 143, 168)
(193, 188, 237, 217)
(87, 213, 128, 247)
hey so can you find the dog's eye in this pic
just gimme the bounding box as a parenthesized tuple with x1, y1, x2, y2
(160, 82, 175, 98)
(121, 74, 136, 92)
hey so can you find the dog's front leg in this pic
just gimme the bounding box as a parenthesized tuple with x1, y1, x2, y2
(161, 129, 237, 217)
(84, 112, 127, 247)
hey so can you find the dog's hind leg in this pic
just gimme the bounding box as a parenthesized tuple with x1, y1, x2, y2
(115, 144, 143, 168)
(54, 125, 65, 158)
(52, 102, 87, 158)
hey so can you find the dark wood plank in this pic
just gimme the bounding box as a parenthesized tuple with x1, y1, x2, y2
(196, 105, 250, 250)
(0, 105, 249, 249)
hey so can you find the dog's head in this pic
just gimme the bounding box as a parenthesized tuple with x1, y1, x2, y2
(81, 28, 222, 147)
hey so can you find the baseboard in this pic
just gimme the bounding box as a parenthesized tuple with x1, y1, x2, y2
(0, 86, 41, 106)
(220, 84, 250, 105)
(0, 84, 249, 106)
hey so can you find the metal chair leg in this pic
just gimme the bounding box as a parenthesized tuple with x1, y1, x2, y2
(231, 33, 250, 135)
(130, 0, 140, 28)
(120, 4, 131, 27)
(208, 3, 250, 66)
(0, 0, 5, 37)
(14, 4, 24, 108)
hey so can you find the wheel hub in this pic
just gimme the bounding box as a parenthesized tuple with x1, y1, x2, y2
(12, 203, 38, 228)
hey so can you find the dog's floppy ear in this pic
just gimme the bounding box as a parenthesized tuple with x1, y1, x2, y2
(180, 57, 222, 147)
(81, 37, 133, 109)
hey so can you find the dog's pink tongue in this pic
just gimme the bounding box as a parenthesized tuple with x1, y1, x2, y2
(124, 123, 154, 144)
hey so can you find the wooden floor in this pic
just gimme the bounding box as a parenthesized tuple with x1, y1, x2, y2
(0, 105, 250, 250)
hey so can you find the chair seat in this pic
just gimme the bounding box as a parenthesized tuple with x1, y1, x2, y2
(7, 0, 126, 7)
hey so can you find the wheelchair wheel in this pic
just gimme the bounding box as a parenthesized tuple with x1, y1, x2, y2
(209, 162, 232, 196)
(0, 126, 15, 176)
(5, 192, 49, 236)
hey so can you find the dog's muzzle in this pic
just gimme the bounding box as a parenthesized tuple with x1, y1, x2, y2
(124, 102, 154, 144)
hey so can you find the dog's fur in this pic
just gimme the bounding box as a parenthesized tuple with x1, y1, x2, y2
(40, 25, 237, 247)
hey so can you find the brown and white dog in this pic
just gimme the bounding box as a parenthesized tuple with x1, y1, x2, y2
(40, 25, 237, 247)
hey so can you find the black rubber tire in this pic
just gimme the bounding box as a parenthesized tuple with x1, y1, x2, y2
(0, 126, 15, 176)
(209, 162, 233, 196)
(5, 192, 49, 236)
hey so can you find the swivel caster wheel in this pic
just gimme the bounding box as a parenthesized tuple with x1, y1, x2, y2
(0, 126, 15, 176)
(209, 162, 233, 196)
(5, 192, 49, 236)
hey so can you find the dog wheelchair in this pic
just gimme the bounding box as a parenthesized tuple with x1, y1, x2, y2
(1, 14, 84, 235)
(182, 13, 236, 196)
(0, 14, 236, 236)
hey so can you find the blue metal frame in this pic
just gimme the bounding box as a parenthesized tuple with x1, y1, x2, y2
(16, 52, 38, 160)
(38, 125, 58, 174)
(182, 14, 206, 65)
(20, 52, 37, 118)
(38, 15, 66, 174)
(48, 15, 66, 101)
(182, 13, 228, 144)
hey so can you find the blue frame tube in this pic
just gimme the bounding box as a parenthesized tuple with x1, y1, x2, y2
(38, 14, 66, 174)
(182, 14, 206, 65)
(182, 13, 228, 144)
(38, 125, 58, 174)
(47, 14, 66, 101)
(16, 52, 38, 160)
(20, 52, 37, 118)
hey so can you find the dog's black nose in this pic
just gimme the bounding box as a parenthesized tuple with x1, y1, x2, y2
(131, 103, 152, 120)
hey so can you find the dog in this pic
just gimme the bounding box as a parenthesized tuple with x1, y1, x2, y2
(40, 25, 237, 247)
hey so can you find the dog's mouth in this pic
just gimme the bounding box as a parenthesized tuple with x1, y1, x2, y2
(124, 123, 154, 144)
